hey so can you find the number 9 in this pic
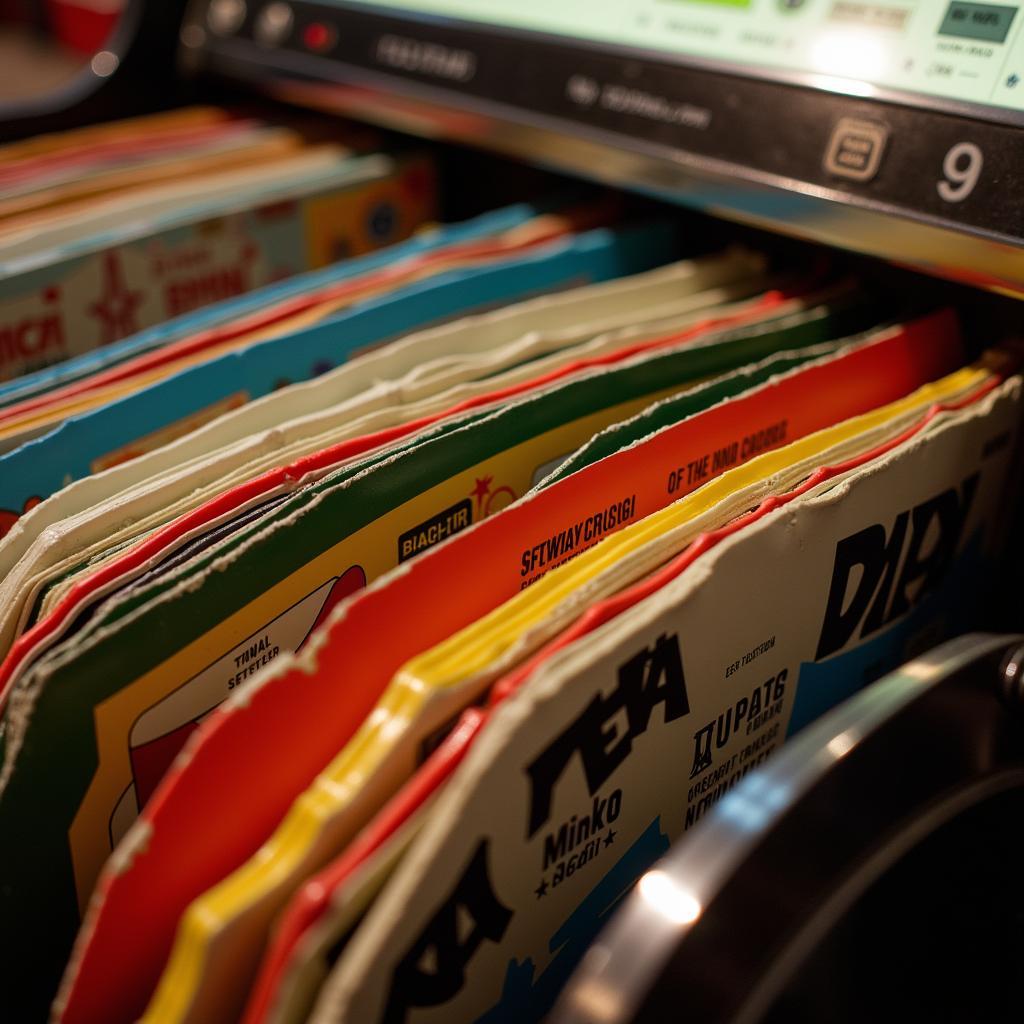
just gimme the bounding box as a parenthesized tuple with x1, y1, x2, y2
(937, 142, 983, 203)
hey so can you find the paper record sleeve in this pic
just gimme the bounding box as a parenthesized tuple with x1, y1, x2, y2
(307, 377, 1020, 1024)
(0, 221, 681, 588)
(0, 289, 847, 713)
(101, 315, 957, 1024)
(231, 366, 991, 1024)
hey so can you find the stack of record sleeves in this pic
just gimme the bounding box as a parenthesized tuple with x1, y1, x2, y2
(1, 107, 1021, 1024)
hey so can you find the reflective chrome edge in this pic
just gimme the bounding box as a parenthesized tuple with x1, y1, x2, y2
(549, 632, 1024, 1024)
(185, 25, 1024, 300)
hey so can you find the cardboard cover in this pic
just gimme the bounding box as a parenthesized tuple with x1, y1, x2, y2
(308, 376, 1021, 1024)
(46, 312, 959, 1024)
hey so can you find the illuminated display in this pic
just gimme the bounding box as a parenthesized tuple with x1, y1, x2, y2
(347, 0, 1024, 114)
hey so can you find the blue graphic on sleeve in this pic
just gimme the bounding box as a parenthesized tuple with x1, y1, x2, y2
(0, 222, 679, 510)
(788, 530, 988, 737)
(474, 818, 670, 1024)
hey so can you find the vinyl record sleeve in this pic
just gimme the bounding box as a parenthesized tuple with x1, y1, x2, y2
(13, 273, 774, 653)
(0, 200, 543, 407)
(0, 203, 607, 437)
(0, 300, 911, 1018)
(0, 241, 757, 680)
(227, 364, 993, 1024)
(0, 149, 435, 382)
(2, 298, 872, 871)
(307, 377, 1021, 1024)
(133, 338, 862, 1024)
(52, 312, 956, 1024)
(0, 222, 678, 544)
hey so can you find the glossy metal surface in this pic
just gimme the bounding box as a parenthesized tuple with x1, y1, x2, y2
(551, 633, 1024, 1024)
(183, 0, 1024, 298)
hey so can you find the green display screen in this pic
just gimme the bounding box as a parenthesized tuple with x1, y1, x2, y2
(351, 0, 1024, 114)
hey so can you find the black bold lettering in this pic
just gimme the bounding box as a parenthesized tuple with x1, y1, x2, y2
(543, 825, 568, 869)
(382, 840, 512, 1023)
(816, 518, 905, 660)
(690, 723, 713, 779)
(889, 474, 978, 622)
(526, 633, 689, 835)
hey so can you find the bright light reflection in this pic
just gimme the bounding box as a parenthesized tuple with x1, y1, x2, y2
(567, 979, 624, 1024)
(718, 774, 793, 832)
(638, 870, 702, 926)
(826, 730, 856, 760)
(902, 660, 942, 681)
(810, 29, 885, 82)
(718, 793, 773, 833)
(809, 73, 877, 99)
(90, 50, 119, 77)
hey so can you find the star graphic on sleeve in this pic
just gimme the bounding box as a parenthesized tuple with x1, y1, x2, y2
(88, 251, 144, 345)
(604, 829, 616, 848)
(534, 878, 549, 900)
(470, 476, 493, 514)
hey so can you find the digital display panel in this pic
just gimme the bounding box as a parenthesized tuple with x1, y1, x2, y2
(192, 0, 1024, 280)
(347, 0, 1024, 116)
